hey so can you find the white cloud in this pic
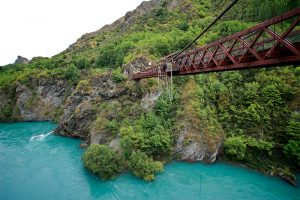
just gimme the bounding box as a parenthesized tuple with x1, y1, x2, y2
(0, 0, 147, 65)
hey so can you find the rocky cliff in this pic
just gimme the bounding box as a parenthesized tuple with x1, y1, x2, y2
(0, 0, 225, 164)
(14, 56, 29, 64)
(0, 77, 72, 122)
(174, 79, 224, 163)
(55, 73, 143, 143)
(52, 74, 224, 163)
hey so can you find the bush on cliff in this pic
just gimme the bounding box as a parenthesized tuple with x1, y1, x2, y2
(120, 113, 173, 158)
(64, 64, 80, 84)
(284, 140, 300, 166)
(128, 150, 163, 181)
(82, 144, 125, 180)
(224, 136, 247, 160)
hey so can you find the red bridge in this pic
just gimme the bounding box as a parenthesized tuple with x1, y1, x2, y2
(132, 8, 300, 80)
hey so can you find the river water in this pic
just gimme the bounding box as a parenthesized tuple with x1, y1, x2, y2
(0, 122, 299, 200)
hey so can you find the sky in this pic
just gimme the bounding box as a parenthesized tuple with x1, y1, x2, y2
(0, 0, 147, 66)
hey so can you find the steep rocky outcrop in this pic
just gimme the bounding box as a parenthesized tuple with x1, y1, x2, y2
(0, 78, 72, 122)
(174, 79, 224, 163)
(55, 73, 144, 144)
(54, 74, 224, 163)
(81, 0, 162, 38)
(123, 57, 151, 76)
(14, 56, 29, 64)
(0, 88, 14, 121)
(16, 78, 71, 121)
(175, 127, 224, 163)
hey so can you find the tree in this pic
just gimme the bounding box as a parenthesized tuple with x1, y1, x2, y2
(224, 136, 247, 160)
(82, 145, 125, 180)
(128, 150, 163, 181)
(64, 64, 79, 84)
(149, 38, 171, 57)
(120, 112, 173, 158)
(177, 21, 189, 31)
(75, 57, 90, 69)
(284, 114, 300, 166)
(284, 140, 300, 166)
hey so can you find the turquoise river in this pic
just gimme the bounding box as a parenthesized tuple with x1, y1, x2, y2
(0, 122, 299, 200)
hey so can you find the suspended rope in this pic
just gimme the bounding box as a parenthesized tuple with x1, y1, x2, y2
(158, 0, 240, 102)
(170, 59, 173, 102)
(157, 65, 162, 92)
(173, 0, 240, 59)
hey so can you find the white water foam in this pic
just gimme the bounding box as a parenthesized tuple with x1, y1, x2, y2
(29, 131, 54, 142)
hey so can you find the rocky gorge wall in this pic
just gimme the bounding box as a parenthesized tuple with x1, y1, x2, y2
(0, 73, 224, 164)
(0, 77, 73, 122)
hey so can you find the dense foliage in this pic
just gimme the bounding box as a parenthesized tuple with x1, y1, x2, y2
(224, 136, 247, 160)
(284, 113, 300, 165)
(128, 151, 164, 181)
(120, 112, 173, 158)
(82, 145, 125, 180)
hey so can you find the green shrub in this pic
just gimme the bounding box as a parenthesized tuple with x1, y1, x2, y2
(286, 112, 300, 140)
(225, 135, 274, 160)
(64, 64, 80, 84)
(120, 125, 144, 157)
(1, 105, 14, 120)
(283, 113, 300, 165)
(149, 38, 171, 57)
(105, 120, 119, 135)
(224, 136, 247, 160)
(82, 144, 125, 180)
(112, 68, 126, 83)
(120, 113, 173, 157)
(147, 79, 155, 87)
(74, 57, 90, 69)
(76, 80, 92, 93)
(246, 137, 274, 156)
(294, 67, 300, 76)
(128, 150, 163, 181)
(284, 140, 300, 165)
(177, 22, 189, 31)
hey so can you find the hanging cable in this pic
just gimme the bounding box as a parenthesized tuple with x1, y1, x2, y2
(173, 0, 240, 59)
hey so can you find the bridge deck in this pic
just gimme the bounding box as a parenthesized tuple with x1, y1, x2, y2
(132, 8, 300, 80)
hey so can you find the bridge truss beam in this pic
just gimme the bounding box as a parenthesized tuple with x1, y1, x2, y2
(132, 8, 300, 80)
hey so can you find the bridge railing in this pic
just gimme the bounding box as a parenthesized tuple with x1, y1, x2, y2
(174, 8, 300, 74)
(132, 8, 300, 80)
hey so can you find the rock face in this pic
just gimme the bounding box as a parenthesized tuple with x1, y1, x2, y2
(175, 127, 224, 163)
(0, 78, 72, 122)
(0, 71, 224, 164)
(174, 79, 224, 163)
(14, 56, 29, 64)
(54, 75, 224, 163)
(55, 73, 143, 142)
(123, 57, 151, 76)
(141, 91, 161, 111)
(16, 78, 71, 121)
(0, 88, 14, 121)
(121, 0, 161, 29)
